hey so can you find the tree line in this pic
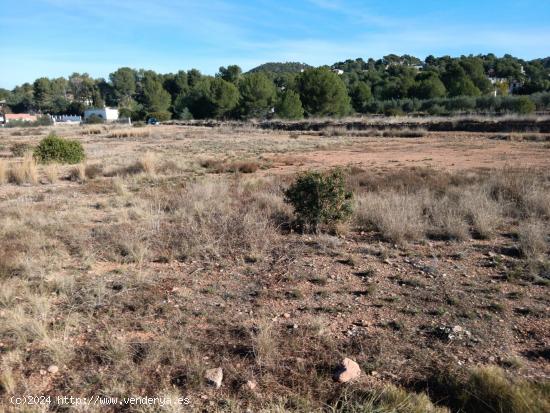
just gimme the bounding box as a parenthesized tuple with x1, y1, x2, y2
(1, 53, 550, 121)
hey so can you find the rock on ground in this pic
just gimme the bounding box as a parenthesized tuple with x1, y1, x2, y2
(333, 358, 361, 383)
(47, 365, 59, 374)
(204, 367, 223, 388)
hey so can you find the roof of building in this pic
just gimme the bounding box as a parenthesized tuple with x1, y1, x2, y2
(6, 113, 37, 120)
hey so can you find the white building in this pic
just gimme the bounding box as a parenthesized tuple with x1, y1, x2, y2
(83, 107, 119, 122)
(52, 115, 82, 125)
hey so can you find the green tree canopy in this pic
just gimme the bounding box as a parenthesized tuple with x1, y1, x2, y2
(140, 71, 171, 116)
(296, 68, 351, 117)
(109, 67, 137, 105)
(238, 72, 277, 118)
(442, 63, 481, 97)
(209, 77, 240, 118)
(33, 77, 52, 112)
(68, 73, 97, 104)
(410, 72, 447, 99)
(349, 81, 373, 113)
(185, 77, 239, 119)
(218, 65, 242, 83)
(163, 71, 189, 101)
(275, 89, 304, 119)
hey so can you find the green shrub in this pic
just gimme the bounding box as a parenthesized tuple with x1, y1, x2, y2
(34, 133, 86, 164)
(284, 169, 353, 231)
(515, 96, 536, 114)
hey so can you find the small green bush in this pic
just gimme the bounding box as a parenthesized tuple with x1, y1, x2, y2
(34, 133, 86, 164)
(284, 169, 353, 231)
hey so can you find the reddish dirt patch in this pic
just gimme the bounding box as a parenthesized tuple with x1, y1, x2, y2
(266, 133, 550, 174)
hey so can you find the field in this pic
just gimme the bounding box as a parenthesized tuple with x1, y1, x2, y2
(0, 120, 549, 412)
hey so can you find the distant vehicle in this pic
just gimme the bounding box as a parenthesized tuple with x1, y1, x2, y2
(147, 117, 160, 125)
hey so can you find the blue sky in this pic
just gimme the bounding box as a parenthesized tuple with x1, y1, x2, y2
(1, 0, 549, 88)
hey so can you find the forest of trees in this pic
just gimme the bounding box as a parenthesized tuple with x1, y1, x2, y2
(1, 54, 550, 121)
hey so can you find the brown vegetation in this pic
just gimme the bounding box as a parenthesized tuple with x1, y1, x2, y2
(0, 122, 548, 412)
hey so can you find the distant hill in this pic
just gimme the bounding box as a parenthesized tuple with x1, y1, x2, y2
(247, 62, 312, 74)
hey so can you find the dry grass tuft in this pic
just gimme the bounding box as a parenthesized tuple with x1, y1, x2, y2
(200, 158, 261, 174)
(442, 366, 550, 413)
(0, 159, 6, 184)
(426, 194, 470, 241)
(138, 152, 157, 175)
(333, 384, 449, 413)
(518, 220, 547, 258)
(253, 320, 277, 368)
(107, 153, 158, 177)
(10, 142, 34, 157)
(488, 171, 550, 218)
(84, 163, 104, 179)
(355, 191, 426, 243)
(0, 350, 22, 395)
(459, 186, 502, 239)
(82, 126, 102, 135)
(251, 189, 294, 227)
(153, 180, 278, 260)
(44, 162, 59, 183)
(69, 163, 86, 182)
(9, 153, 39, 185)
(111, 177, 126, 195)
(108, 128, 151, 139)
(382, 128, 427, 138)
(321, 126, 348, 137)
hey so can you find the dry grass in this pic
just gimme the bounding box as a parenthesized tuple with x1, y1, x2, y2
(138, 151, 157, 175)
(107, 154, 159, 177)
(108, 127, 151, 139)
(382, 128, 427, 138)
(69, 162, 86, 182)
(82, 126, 102, 135)
(200, 158, 262, 174)
(44, 162, 59, 183)
(0, 124, 549, 412)
(111, 176, 126, 195)
(488, 171, 550, 218)
(354, 186, 501, 243)
(152, 180, 278, 261)
(9, 152, 38, 185)
(355, 191, 426, 243)
(459, 186, 502, 239)
(84, 163, 104, 179)
(440, 366, 550, 413)
(253, 320, 278, 368)
(0, 159, 6, 184)
(333, 385, 449, 413)
(518, 220, 547, 258)
(10, 142, 33, 157)
(0, 350, 21, 395)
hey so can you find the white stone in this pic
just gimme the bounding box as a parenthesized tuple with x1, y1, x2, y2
(205, 367, 223, 388)
(334, 358, 361, 383)
(47, 365, 59, 374)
